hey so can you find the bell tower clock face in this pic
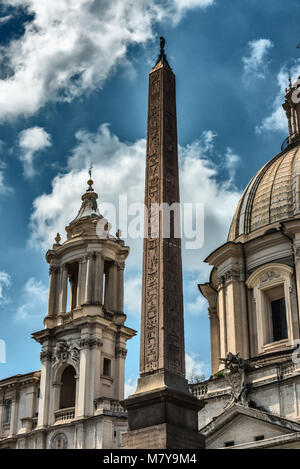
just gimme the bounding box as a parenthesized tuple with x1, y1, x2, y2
(51, 433, 68, 449)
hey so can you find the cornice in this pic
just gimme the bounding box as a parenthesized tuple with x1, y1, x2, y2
(204, 241, 243, 267)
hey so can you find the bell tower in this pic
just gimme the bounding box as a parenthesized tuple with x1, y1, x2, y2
(32, 175, 136, 449)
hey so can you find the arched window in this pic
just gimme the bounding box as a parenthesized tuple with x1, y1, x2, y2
(59, 366, 76, 409)
(51, 433, 68, 449)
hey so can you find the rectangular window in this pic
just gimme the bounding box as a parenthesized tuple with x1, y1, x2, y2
(5, 400, 12, 423)
(255, 435, 264, 441)
(103, 358, 111, 377)
(271, 298, 288, 342)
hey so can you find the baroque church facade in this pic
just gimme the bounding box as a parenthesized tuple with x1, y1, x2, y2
(1, 39, 300, 449)
(195, 75, 300, 449)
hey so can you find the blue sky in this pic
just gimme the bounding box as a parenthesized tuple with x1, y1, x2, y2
(0, 0, 299, 392)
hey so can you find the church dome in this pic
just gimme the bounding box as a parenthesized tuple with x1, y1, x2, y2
(228, 144, 300, 241)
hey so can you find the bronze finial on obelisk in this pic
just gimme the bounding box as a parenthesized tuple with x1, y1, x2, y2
(121, 38, 205, 449)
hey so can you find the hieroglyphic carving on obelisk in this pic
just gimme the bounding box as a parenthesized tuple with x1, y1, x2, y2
(140, 37, 185, 379)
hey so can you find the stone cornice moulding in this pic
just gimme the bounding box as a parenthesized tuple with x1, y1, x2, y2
(46, 237, 129, 264)
(244, 231, 291, 257)
(204, 241, 243, 267)
(32, 314, 137, 344)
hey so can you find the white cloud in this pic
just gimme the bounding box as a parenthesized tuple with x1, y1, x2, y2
(256, 106, 287, 134)
(174, 0, 214, 8)
(125, 275, 142, 318)
(0, 171, 5, 194)
(186, 294, 207, 316)
(185, 352, 209, 380)
(0, 271, 11, 305)
(125, 377, 138, 398)
(15, 277, 48, 321)
(242, 39, 273, 80)
(0, 0, 214, 121)
(29, 125, 241, 282)
(0, 15, 12, 25)
(224, 147, 241, 181)
(256, 61, 300, 134)
(18, 126, 52, 178)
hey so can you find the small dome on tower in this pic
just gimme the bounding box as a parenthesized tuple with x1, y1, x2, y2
(65, 173, 103, 240)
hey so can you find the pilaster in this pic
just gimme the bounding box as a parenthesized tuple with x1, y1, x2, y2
(58, 264, 68, 314)
(117, 261, 125, 313)
(37, 348, 52, 428)
(0, 398, 4, 439)
(9, 390, 19, 436)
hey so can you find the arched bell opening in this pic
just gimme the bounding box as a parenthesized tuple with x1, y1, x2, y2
(59, 365, 76, 409)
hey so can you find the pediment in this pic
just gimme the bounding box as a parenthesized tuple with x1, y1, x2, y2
(201, 404, 300, 449)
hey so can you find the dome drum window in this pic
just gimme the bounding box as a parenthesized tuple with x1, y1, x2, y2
(246, 264, 295, 354)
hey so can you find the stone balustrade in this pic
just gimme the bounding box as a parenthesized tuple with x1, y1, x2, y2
(54, 407, 75, 423)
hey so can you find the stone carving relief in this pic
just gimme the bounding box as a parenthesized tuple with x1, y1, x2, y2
(260, 270, 281, 284)
(40, 350, 52, 362)
(52, 340, 80, 368)
(141, 64, 185, 376)
(79, 338, 103, 349)
(115, 347, 127, 358)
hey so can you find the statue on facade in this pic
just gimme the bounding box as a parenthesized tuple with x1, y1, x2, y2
(220, 352, 254, 407)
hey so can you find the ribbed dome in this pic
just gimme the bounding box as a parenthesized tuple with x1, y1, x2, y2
(228, 145, 300, 241)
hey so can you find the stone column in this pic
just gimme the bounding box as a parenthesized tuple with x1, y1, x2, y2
(217, 278, 227, 363)
(104, 262, 116, 311)
(93, 253, 104, 304)
(76, 258, 84, 307)
(58, 264, 68, 314)
(104, 266, 111, 310)
(117, 262, 125, 313)
(23, 386, 36, 432)
(292, 106, 298, 136)
(0, 398, 4, 439)
(50, 382, 61, 426)
(224, 269, 249, 359)
(209, 308, 220, 376)
(47, 266, 57, 316)
(37, 349, 52, 428)
(110, 262, 118, 312)
(283, 103, 293, 141)
(68, 275, 73, 312)
(88, 336, 103, 415)
(9, 391, 19, 436)
(114, 343, 127, 401)
(294, 246, 300, 317)
(84, 254, 94, 305)
(77, 331, 91, 418)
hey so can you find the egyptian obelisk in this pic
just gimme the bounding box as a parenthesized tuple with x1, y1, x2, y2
(121, 38, 205, 449)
